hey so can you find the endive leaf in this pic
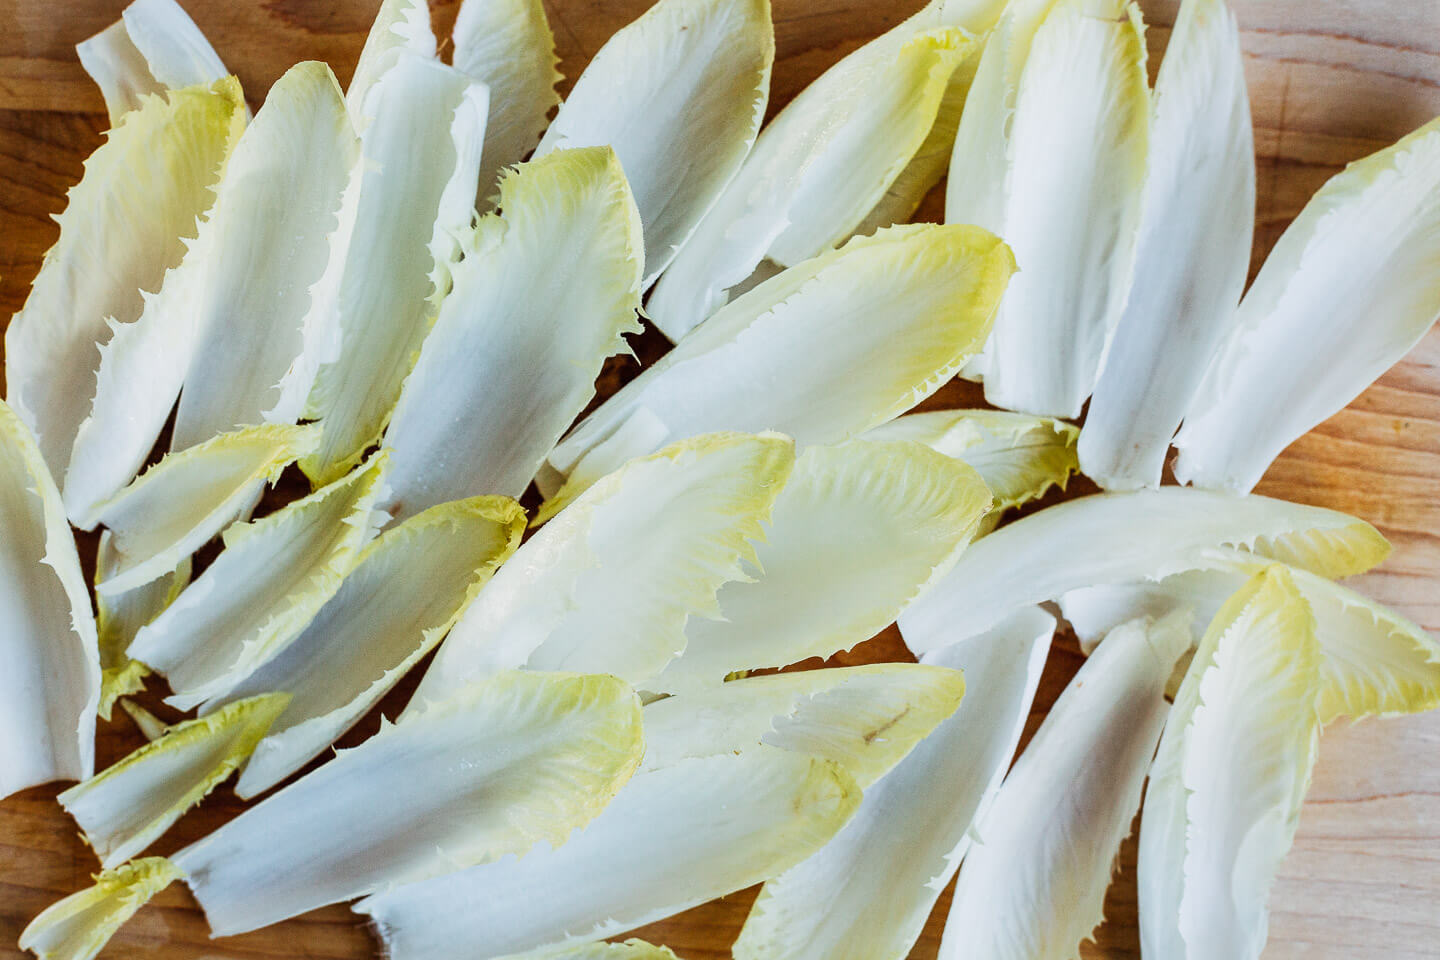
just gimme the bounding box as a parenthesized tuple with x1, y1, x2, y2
(646, 440, 990, 694)
(94, 532, 191, 719)
(127, 454, 386, 713)
(4, 78, 244, 482)
(948, 0, 1149, 416)
(733, 608, 1053, 960)
(1060, 548, 1440, 721)
(503, 942, 682, 960)
(411, 433, 794, 706)
(1078, 0, 1254, 489)
(19, 857, 181, 960)
(544, 223, 1014, 508)
(213, 496, 526, 799)
(346, 0, 436, 120)
(378, 147, 643, 522)
(451, 0, 562, 208)
(119, 698, 171, 741)
(302, 53, 489, 485)
(1138, 567, 1321, 960)
(172, 671, 643, 936)
(89, 423, 319, 591)
(861, 408, 1078, 517)
(63, 63, 360, 522)
(899, 488, 1389, 653)
(356, 749, 861, 960)
(0, 400, 100, 799)
(1174, 114, 1440, 493)
(77, 0, 230, 124)
(937, 611, 1190, 960)
(59, 693, 289, 869)
(647, 0, 1004, 340)
(641, 662, 966, 787)
(534, 0, 773, 285)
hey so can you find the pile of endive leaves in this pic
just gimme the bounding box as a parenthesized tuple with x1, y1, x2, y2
(4, 0, 1438, 956)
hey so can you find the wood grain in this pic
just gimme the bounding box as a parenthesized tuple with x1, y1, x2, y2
(1, 0, 1439, 957)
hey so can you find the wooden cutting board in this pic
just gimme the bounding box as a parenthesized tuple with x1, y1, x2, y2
(1, 0, 1438, 957)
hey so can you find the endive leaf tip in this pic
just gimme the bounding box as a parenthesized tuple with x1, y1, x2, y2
(19, 856, 179, 960)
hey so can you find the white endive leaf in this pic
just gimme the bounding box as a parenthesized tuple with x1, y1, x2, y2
(534, 0, 773, 285)
(899, 488, 1390, 653)
(947, 0, 1149, 416)
(302, 54, 489, 485)
(63, 63, 360, 523)
(128, 454, 386, 713)
(346, 0, 437, 120)
(502, 942, 682, 960)
(94, 532, 191, 719)
(0, 401, 100, 800)
(59, 693, 288, 869)
(1139, 567, 1321, 960)
(646, 0, 1001, 340)
(641, 662, 966, 787)
(216, 496, 526, 799)
(861, 408, 1078, 516)
(89, 424, 319, 591)
(119, 698, 171, 741)
(543, 223, 1014, 508)
(76, 0, 230, 124)
(19, 857, 181, 960)
(378, 146, 643, 522)
(937, 611, 1190, 960)
(411, 433, 794, 706)
(646, 440, 991, 694)
(5, 78, 243, 482)
(356, 748, 860, 960)
(1060, 548, 1440, 722)
(173, 671, 643, 936)
(1078, 0, 1254, 490)
(451, 0, 561, 208)
(733, 608, 1053, 960)
(1174, 115, 1440, 493)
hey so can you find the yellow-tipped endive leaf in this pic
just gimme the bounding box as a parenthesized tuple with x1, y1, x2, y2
(899, 488, 1389, 654)
(410, 433, 794, 707)
(1174, 115, 1440, 493)
(128, 454, 387, 713)
(1138, 568, 1322, 960)
(646, 440, 990, 694)
(302, 54, 489, 486)
(171, 671, 642, 936)
(378, 147, 643, 523)
(1078, 0, 1254, 490)
(356, 748, 860, 960)
(502, 942, 683, 960)
(641, 663, 966, 787)
(451, 0, 561, 208)
(533, 0, 773, 286)
(1059, 548, 1440, 722)
(4, 78, 243, 483)
(212, 496, 525, 799)
(861, 408, 1078, 520)
(543, 224, 1014, 508)
(94, 532, 191, 719)
(733, 608, 1052, 960)
(77, 0, 231, 124)
(63, 63, 361, 524)
(647, 0, 1005, 341)
(89, 424, 319, 594)
(0, 401, 100, 800)
(119, 698, 171, 741)
(346, 0, 437, 120)
(19, 857, 180, 960)
(59, 694, 289, 869)
(947, 0, 1149, 416)
(936, 611, 1190, 960)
